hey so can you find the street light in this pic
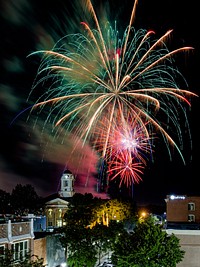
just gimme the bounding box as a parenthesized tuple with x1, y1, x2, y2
(141, 212, 146, 218)
(138, 210, 148, 223)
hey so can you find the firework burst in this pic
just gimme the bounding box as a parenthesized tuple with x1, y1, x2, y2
(28, 0, 197, 187)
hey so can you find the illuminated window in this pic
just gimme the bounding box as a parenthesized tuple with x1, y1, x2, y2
(11, 240, 29, 261)
(59, 209, 62, 218)
(48, 209, 53, 216)
(188, 203, 195, 211)
(57, 219, 62, 227)
(188, 214, 195, 222)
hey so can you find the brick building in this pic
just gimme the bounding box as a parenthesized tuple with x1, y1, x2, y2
(0, 218, 34, 262)
(165, 195, 200, 226)
(0, 218, 66, 266)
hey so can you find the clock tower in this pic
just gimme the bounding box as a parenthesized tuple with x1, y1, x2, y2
(58, 169, 75, 198)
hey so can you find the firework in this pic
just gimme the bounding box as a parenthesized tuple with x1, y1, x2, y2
(93, 109, 153, 162)
(107, 151, 144, 187)
(28, 0, 197, 187)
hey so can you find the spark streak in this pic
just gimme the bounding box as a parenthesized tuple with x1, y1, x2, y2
(28, 0, 197, 187)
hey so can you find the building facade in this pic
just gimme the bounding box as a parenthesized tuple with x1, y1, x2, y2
(45, 169, 75, 231)
(34, 232, 66, 267)
(165, 195, 200, 227)
(0, 218, 34, 263)
(45, 198, 69, 230)
(167, 229, 200, 267)
(58, 169, 75, 198)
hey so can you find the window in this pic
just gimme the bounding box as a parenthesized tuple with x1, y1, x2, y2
(59, 209, 62, 218)
(188, 202, 195, 211)
(48, 208, 53, 216)
(48, 221, 53, 227)
(0, 245, 5, 259)
(11, 240, 29, 261)
(188, 214, 195, 222)
(57, 219, 62, 227)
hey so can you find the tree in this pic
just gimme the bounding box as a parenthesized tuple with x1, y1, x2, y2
(60, 193, 131, 267)
(60, 216, 125, 267)
(0, 189, 11, 213)
(91, 220, 125, 265)
(0, 249, 45, 267)
(112, 216, 185, 267)
(95, 199, 132, 226)
(10, 184, 43, 215)
(67, 239, 97, 267)
(63, 192, 100, 227)
(60, 193, 100, 267)
(60, 221, 98, 267)
(61, 194, 184, 267)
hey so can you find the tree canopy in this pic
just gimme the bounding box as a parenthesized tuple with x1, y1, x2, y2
(60, 194, 184, 267)
(112, 216, 185, 267)
(0, 249, 45, 267)
(0, 184, 43, 215)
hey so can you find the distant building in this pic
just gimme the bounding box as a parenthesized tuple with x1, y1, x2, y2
(165, 194, 200, 229)
(44, 169, 75, 231)
(0, 170, 75, 267)
(20, 214, 47, 232)
(33, 215, 46, 232)
(58, 169, 75, 198)
(45, 198, 69, 231)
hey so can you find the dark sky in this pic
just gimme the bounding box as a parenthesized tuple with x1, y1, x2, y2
(0, 0, 199, 206)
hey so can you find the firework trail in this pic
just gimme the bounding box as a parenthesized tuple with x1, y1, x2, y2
(28, 0, 197, 187)
(93, 110, 153, 163)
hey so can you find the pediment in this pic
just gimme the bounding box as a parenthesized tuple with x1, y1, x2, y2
(45, 197, 69, 206)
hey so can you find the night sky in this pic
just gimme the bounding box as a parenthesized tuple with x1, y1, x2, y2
(0, 0, 199, 206)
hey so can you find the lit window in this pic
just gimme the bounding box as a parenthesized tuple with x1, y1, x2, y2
(59, 209, 62, 218)
(188, 203, 195, 211)
(11, 240, 29, 261)
(48, 209, 53, 216)
(57, 219, 62, 227)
